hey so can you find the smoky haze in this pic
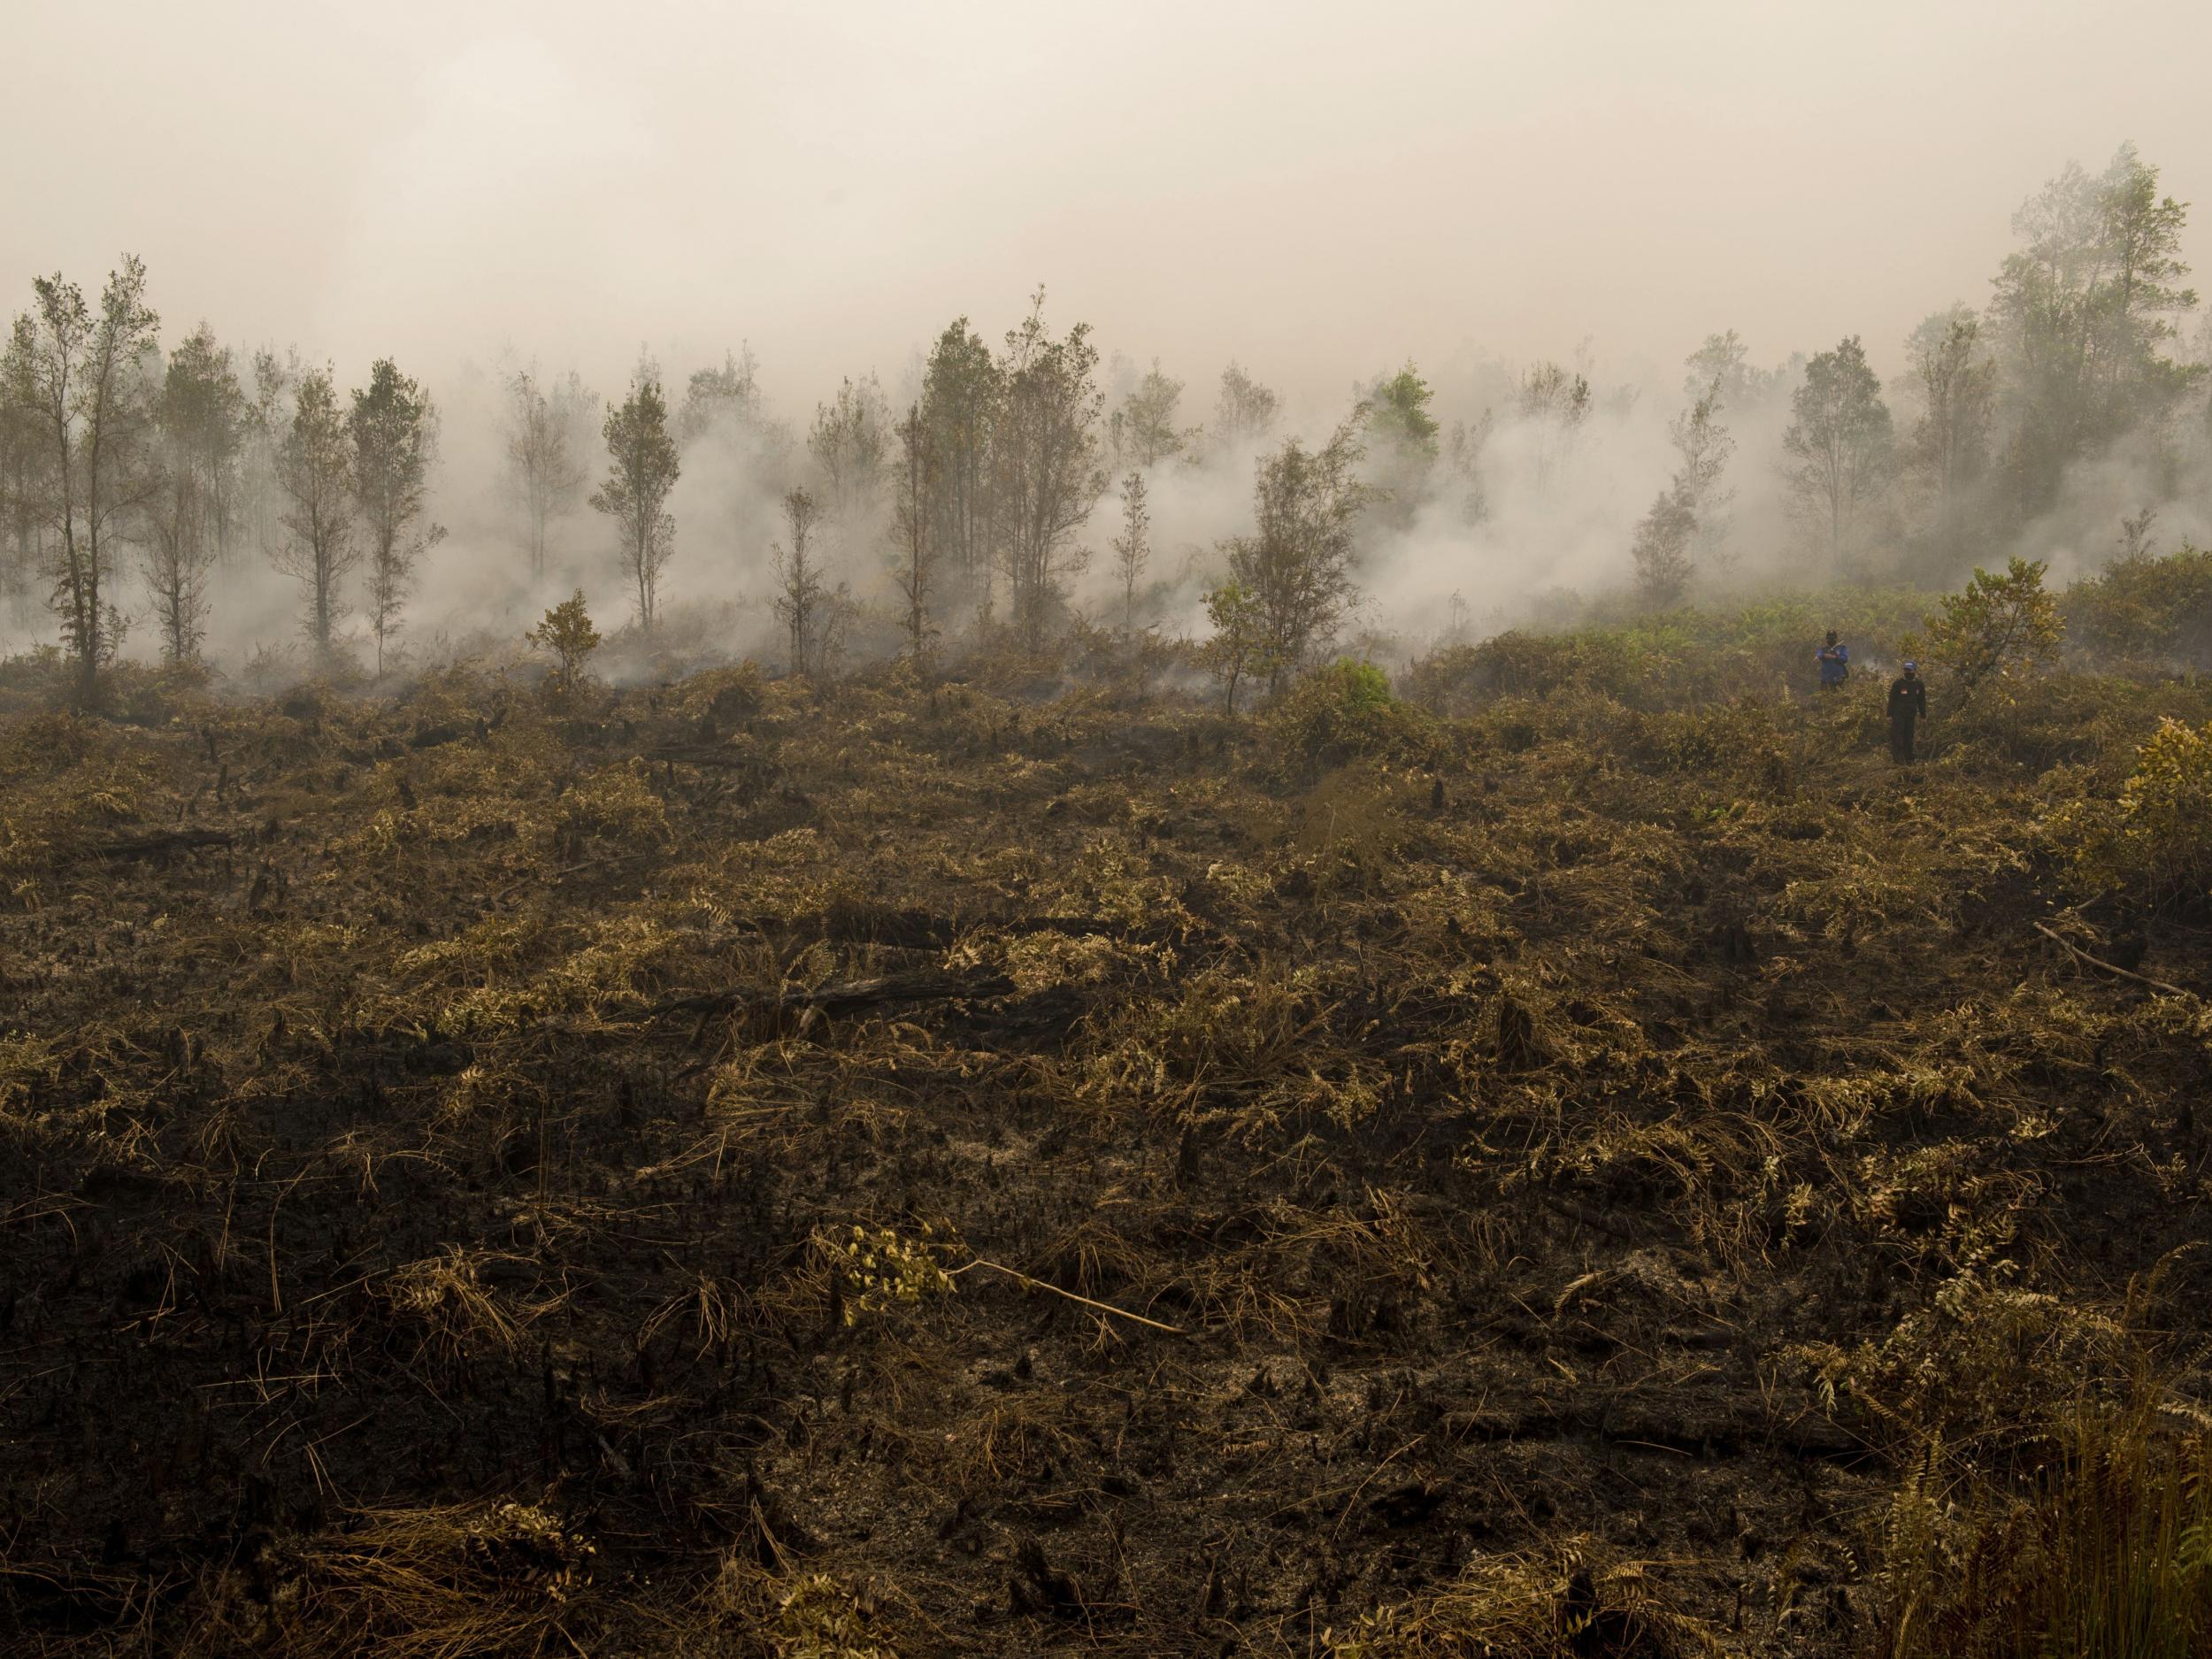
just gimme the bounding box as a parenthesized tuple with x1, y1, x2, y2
(13, 1, 2212, 408)
(4, 0, 2212, 676)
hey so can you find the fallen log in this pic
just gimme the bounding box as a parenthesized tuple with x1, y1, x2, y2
(634, 967, 1014, 1023)
(645, 744, 776, 773)
(79, 828, 234, 862)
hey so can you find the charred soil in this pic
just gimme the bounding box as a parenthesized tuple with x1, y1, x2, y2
(2, 653, 2208, 1656)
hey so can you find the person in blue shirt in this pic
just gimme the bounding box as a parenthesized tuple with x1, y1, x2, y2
(1816, 631, 1850, 690)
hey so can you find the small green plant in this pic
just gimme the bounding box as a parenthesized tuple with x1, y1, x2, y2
(1325, 657, 1391, 715)
(823, 1224, 957, 1326)
(772, 1572, 898, 1658)
(1203, 580, 1265, 714)
(528, 590, 601, 697)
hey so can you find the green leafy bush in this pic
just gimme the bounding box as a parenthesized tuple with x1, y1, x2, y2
(1402, 588, 1937, 718)
(1926, 556, 2063, 694)
(2051, 716, 2212, 906)
(1262, 659, 1432, 778)
(527, 591, 601, 697)
(2064, 544, 2212, 673)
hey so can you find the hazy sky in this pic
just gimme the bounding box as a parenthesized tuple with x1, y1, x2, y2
(6, 0, 2209, 412)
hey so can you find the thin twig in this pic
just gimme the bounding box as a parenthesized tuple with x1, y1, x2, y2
(2032, 921, 2190, 998)
(955, 1258, 1187, 1335)
(493, 850, 652, 903)
(267, 1167, 310, 1316)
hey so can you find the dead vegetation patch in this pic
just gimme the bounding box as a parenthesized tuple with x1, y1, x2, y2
(1, 655, 2208, 1655)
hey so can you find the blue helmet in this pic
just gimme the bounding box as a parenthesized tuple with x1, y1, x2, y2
(1903, 661, 1918, 672)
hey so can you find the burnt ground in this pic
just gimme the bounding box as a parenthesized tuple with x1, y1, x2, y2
(1, 657, 2208, 1656)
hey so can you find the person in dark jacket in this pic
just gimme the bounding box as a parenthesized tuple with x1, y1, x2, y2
(1887, 662, 1928, 762)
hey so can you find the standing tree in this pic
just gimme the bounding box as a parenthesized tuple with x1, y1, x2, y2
(1629, 483, 1697, 607)
(808, 374, 891, 526)
(241, 346, 299, 562)
(1110, 471, 1150, 632)
(2115, 504, 2161, 561)
(142, 365, 223, 670)
(1223, 417, 1369, 694)
(1901, 305, 1995, 566)
(0, 344, 43, 621)
(890, 403, 938, 675)
(993, 289, 1106, 649)
(1627, 378, 1732, 607)
(1363, 360, 1441, 526)
(1444, 411, 1494, 526)
(1989, 144, 2200, 517)
(592, 373, 680, 630)
(349, 358, 443, 679)
(1112, 361, 1187, 469)
(504, 366, 595, 580)
(8, 256, 161, 704)
(1366, 362, 1441, 458)
(1670, 374, 1736, 568)
(772, 486, 831, 678)
(1212, 360, 1280, 453)
(1517, 360, 1591, 497)
(159, 323, 246, 565)
(920, 317, 1002, 621)
(528, 590, 600, 698)
(272, 368, 357, 662)
(1782, 336, 1894, 574)
(1202, 579, 1263, 714)
(675, 345, 762, 445)
(140, 466, 209, 666)
(1683, 329, 1786, 413)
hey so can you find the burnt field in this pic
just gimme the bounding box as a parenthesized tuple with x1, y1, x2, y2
(4, 635, 2211, 1657)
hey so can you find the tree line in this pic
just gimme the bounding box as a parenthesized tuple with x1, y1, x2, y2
(1, 142, 2203, 706)
(1630, 142, 2205, 605)
(0, 265, 443, 700)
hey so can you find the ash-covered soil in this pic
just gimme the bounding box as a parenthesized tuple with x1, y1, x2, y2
(2, 656, 2207, 1656)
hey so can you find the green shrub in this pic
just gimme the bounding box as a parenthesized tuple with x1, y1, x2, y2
(1262, 659, 1432, 778)
(2064, 544, 2212, 673)
(2051, 716, 2212, 907)
(1402, 588, 1939, 718)
(1328, 657, 1391, 715)
(1926, 557, 2064, 695)
(527, 592, 601, 698)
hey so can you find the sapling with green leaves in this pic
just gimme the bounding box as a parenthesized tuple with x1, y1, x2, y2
(528, 590, 600, 698)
